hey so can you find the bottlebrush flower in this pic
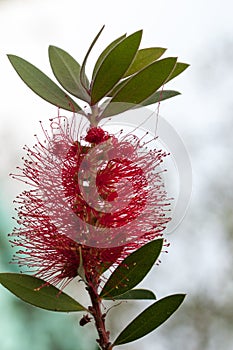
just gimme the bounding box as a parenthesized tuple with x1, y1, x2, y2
(10, 114, 171, 288)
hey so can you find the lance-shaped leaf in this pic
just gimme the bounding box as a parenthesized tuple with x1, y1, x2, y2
(101, 57, 177, 118)
(166, 62, 189, 83)
(48, 46, 90, 102)
(102, 289, 156, 300)
(107, 70, 182, 99)
(113, 294, 186, 346)
(123, 47, 166, 78)
(0, 273, 86, 312)
(8, 55, 81, 112)
(100, 239, 163, 299)
(141, 89, 181, 107)
(91, 30, 142, 105)
(102, 90, 180, 115)
(92, 33, 127, 81)
(80, 25, 105, 90)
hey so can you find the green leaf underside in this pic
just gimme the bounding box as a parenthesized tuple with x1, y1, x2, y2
(113, 294, 186, 346)
(123, 47, 166, 78)
(103, 90, 180, 115)
(7, 55, 81, 112)
(80, 25, 105, 90)
(141, 89, 181, 106)
(100, 239, 163, 299)
(49, 46, 90, 102)
(0, 273, 86, 312)
(91, 30, 143, 105)
(102, 289, 156, 300)
(166, 62, 189, 83)
(92, 33, 127, 81)
(101, 57, 177, 118)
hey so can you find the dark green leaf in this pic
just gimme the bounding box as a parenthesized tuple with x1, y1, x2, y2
(0, 273, 86, 312)
(91, 30, 142, 105)
(113, 294, 186, 345)
(105, 90, 180, 114)
(100, 239, 163, 299)
(141, 89, 181, 106)
(80, 25, 105, 90)
(48, 46, 90, 102)
(92, 33, 127, 81)
(101, 57, 177, 118)
(107, 78, 129, 97)
(108, 60, 178, 98)
(166, 62, 189, 83)
(103, 289, 156, 300)
(123, 47, 166, 77)
(8, 55, 81, 112)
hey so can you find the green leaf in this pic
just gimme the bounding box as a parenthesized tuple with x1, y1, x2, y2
(141, 89, 181, 106)
(101, 57, 177, 118)
(8, 55, 81, 112)
(103, 289, 156, 300)
(123, 47, 166, 77)
(0, 273, 86, 312)
(104, 90, 180, 114)
(106, 78, 129, 97)
(91, 30, 143, 105)
(80, 25, 105, 90)
(48, 46, 90, 102)
(100, 239, 163, 299)
(92, 33, 127, 81)
(113, 294, 186, 346)
(166, 62, 189, 83)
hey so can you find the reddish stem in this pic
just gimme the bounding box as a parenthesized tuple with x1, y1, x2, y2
(87, 282, 112, 350)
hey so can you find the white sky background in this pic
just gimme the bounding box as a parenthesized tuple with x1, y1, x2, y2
(0, 0, 233, 349)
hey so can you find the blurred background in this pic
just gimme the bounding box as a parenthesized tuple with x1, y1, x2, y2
(0, 0, 233, 349)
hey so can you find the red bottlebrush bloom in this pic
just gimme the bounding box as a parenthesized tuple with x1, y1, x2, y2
(10, 115, 171, 288)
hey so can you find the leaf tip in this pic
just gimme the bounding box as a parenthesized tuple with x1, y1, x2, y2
(7, 53, 14, 60)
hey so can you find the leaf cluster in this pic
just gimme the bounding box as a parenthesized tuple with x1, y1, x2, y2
(0, 240, 185, 346)
(8, 26, 189, 122)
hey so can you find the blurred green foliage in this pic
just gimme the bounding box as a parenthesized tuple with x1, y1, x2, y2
(0, 202, 93, 350)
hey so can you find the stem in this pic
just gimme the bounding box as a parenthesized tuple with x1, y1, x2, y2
(87, 282, 112, 350)
(89, 104, 100, 127)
